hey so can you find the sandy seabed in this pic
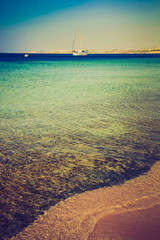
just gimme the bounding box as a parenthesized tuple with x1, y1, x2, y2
(10, 161, 160, 240)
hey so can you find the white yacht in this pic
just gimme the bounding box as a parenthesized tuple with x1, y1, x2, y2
(72, 30, 88, 56)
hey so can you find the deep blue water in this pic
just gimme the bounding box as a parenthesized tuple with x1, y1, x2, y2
(0, 53, 160, 62)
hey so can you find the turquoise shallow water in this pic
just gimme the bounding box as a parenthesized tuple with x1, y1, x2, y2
(0, 54, 160, 238)
(1, 56, 160, 156)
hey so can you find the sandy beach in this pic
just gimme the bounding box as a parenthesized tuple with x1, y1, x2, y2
(10, 161, 160, 240)
(88, 204, 160, 240)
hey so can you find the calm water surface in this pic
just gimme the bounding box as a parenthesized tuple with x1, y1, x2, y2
(0, 54, 160, 238)
(1, 54, 159, 156)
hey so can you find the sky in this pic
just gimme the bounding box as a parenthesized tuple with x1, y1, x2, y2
(0, 0, 160, 52)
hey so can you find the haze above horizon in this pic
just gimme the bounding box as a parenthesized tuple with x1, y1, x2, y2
(0, 0, 160, 52)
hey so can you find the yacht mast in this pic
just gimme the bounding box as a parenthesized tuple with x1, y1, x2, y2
(76, 30, 78, 50)
(81, 32, 83, 50)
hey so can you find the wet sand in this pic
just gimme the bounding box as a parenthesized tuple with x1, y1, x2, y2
(88, 204, 160, 240)
(11, 161, 160, 240)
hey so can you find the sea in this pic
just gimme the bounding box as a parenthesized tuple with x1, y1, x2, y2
(0, 53, 160, 238)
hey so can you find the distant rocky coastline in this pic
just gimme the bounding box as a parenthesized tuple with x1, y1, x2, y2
(22, 48, 160, 54)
